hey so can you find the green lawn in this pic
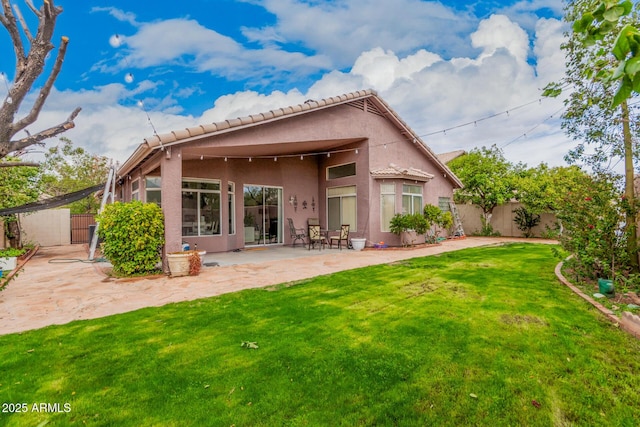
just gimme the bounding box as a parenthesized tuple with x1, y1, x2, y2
(1, 243, 639, 426)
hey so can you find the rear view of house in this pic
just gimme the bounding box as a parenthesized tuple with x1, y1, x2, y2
(116, 89, 462, 253)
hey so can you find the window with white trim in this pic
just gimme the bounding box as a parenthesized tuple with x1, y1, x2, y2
(182, 179, 221, 236)
(146, 177, 161, 206)
(228, 182, 235, 235)
(327, 162, 356, 180)
(380, 183, 395, 232)
(402, 184, 423, 214)
(131, 178, 140, 201)
(327, 185, 357, 231)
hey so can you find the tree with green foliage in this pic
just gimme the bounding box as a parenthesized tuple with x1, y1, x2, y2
(0, 158, 40, 247)
(545, 0, 640, 271)
(96, 201, 164, 277)
(39, 138, 112, 213)
(447, 145, 521, 236)
(515, 164, 590, 215)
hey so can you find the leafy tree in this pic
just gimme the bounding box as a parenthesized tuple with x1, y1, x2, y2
(556, 172, 633, 284)
(447, 145, 521, 235)
(0, 158, 40, 247)
(0, 1, 80, 162)
(39, 138, 112, 213)
(545, 0, 640, 271)
(515, 164, 589, 213)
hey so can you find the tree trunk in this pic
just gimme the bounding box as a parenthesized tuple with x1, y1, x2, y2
(621, 101, 638, 273)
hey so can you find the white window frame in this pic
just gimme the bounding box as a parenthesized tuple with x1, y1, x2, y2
(228, 181, 236, 235)
(402, 184, 423, 215)
(131, 178, 140, 201)
(181, 178, 222, 237)
(327, 185, 357, 231)
(380, 183, 395, 232)
(327, 162, 357, 180)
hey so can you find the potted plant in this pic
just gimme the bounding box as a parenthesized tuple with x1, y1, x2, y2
(167, 249, 206, 277)
(0, 247, 26, 271)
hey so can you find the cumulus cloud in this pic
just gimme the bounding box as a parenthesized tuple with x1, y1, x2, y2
(241, 0, 477, 65)
(94, 16, 331, 82)
(27, 12, 571, 170)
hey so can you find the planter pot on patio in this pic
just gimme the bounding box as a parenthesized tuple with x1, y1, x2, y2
(0, 257, 17, 271)
(167, 252, 192, 277)
(351, 238, 366, 251)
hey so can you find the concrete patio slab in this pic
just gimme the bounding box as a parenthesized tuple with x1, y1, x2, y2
(0, 237, 556, 335)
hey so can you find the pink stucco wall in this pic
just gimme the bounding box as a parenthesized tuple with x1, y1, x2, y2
(122, 100, 457, 253)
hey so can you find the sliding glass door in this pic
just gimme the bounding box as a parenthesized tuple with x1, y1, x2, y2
(243, 185, 283, 245)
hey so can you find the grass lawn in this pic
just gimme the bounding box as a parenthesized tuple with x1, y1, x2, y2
(0, 243, 639, 426)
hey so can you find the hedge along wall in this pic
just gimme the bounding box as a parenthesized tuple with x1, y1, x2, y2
(456, 202, 557, 237)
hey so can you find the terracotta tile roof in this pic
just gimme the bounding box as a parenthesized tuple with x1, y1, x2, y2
(118, 89, 463, 188)
(144, 89, 378, 148)
(370, 163, 435, 181)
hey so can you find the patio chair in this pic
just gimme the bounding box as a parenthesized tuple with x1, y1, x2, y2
(308, 224, 327, 250)
(329, 224, 350, 250)
(287, 218, 306, 247)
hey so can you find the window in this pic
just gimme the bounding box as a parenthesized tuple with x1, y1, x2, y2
(402, 184, 423, 214)
(327, 185, 357, 231)
(327, 162, 356, 180)
(438, 197, 451, 212)
(131, 179, 140, 201)
(380, 183, 395, 232)
(228, 182, 235, 235)
(182, 179, 221, 236)
(146, 177, 161, 206)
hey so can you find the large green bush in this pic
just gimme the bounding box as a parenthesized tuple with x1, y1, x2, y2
(97, 201, 165, 276)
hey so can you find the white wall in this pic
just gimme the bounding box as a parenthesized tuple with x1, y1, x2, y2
(19, 209, 71, 246)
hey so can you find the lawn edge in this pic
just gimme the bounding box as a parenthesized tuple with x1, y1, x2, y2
(555, 258, 640, 339)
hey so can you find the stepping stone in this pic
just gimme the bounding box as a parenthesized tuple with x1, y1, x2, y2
(593, 293, 606, 299)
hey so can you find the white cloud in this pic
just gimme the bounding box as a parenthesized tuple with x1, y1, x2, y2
(96, 17, 332, 81)
(26, 14, 572, 171)
(241, 0, 477, 65)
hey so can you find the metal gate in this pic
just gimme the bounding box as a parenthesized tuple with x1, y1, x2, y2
(71, 214, 95, 244)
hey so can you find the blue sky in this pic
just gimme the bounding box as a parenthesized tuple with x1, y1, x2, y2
(1, 0, 572, 166)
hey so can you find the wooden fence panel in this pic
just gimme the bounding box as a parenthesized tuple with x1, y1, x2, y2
(71, 214, 95, 244)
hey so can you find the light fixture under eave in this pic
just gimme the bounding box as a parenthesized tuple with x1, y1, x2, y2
(355, 148, 359, 154)
(249, 157, 252, 162)
(274, 157, 277, 162)
(300, 155, 303, 160)
(224, 157, 228, 162)
(200, 155, 203, 160)
(327, 152, 331, 158)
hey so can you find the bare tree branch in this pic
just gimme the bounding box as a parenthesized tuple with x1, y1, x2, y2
(12, 3, 33, 42)
(0, 161, 39, 168)
(0, 0, 79, 160)
(5, 107, 81, 155)
(13, 35, 70, 134)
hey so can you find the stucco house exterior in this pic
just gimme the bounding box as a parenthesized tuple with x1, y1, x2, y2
(116, 89, 462, 254)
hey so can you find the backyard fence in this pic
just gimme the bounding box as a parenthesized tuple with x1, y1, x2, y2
(456, 202, 557, 238)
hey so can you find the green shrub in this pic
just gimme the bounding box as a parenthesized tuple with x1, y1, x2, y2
(0, 247, 26, 257)
(96, 201, 165, 276)
(389, 213, 429, 235)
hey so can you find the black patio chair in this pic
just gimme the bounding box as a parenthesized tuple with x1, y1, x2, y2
(287, 218, 306, 247)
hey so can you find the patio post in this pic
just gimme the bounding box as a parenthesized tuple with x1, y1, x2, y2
(161, 146, 183, 254)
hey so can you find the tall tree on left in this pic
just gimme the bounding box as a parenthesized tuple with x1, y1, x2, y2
(0, 0, 80, 161)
